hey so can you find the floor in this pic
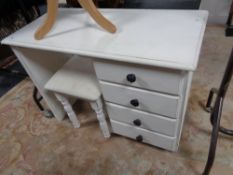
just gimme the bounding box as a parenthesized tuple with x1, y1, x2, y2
(0, 25, 233, 175)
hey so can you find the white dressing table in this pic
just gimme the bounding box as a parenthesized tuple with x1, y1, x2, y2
(1, 8, 208, 151)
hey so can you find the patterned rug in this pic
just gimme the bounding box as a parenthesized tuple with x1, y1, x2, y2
(0, 25, 233, 175)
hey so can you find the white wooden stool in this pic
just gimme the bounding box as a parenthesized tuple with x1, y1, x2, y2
(45, 56, 110, 138)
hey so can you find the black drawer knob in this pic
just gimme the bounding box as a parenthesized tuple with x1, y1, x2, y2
(136, 135, 143, 142)
(127, 74, 136, 83)
(130, 99, 139, 107)
(133, 119, 141, 126)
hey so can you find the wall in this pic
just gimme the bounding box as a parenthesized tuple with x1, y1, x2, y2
(58, 0, 232, 24)
(200, 0, 232, 24)
(124, 0, 201, 9)
(59, 0, 66, 3)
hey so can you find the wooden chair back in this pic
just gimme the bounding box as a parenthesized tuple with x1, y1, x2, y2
(35, 0, 117, 40)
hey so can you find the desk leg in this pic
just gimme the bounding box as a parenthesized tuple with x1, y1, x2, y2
(11, 47, 71, 121)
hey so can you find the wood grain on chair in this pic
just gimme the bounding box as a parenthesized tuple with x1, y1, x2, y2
(34, 0, 116, 40)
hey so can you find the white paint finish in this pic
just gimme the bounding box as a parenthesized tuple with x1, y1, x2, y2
(111, 120, 176, 151)
(175, 72, 193, 149)
(100, 81, 179, 118)
(2, 9, 208, 151)
(106, 103, 177, 136)
(44, 55, 110, 138)
(90, 98, 111, 138)
(45, 55, 101, 101)
(12, 47, 70, 121)
(94, 61, 183, 95)
(55, 93, 81, 128)
(2, 9, 208, 71)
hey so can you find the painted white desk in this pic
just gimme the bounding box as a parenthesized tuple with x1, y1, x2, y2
(2, 8, 208, 151)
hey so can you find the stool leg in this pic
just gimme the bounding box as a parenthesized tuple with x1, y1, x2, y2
(203, 98, 223, 175)
(90, 98, 110, 138)
(33, 87, 44, 111)
(55, 93, 80, 128)
(205, 88, 218, 113)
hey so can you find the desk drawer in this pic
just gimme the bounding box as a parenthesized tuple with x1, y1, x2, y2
(100, 81, 179, 118)
(111, 120, 176, 151)
(94, 61, 183, 95)
(106, 103, 177, 136)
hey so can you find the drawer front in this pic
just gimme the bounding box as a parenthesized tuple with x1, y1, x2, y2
(94, 61, 183, 95)
(111, 120, 176, 151)
(106, 103, 177, 136)
(100, 81, 179, 118)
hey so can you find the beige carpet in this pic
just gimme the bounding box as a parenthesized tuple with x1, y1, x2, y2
(0, 25, 233, 175)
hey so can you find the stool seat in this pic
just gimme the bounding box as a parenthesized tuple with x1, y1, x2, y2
(44, 55, 110, 138)
(45, 56, 101, 101)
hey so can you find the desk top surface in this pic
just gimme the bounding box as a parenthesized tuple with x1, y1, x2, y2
(2, 8, 208, 71)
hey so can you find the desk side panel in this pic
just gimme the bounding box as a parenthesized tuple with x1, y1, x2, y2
(12, 47, 70, 121)
(174, 71, 194, 150)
